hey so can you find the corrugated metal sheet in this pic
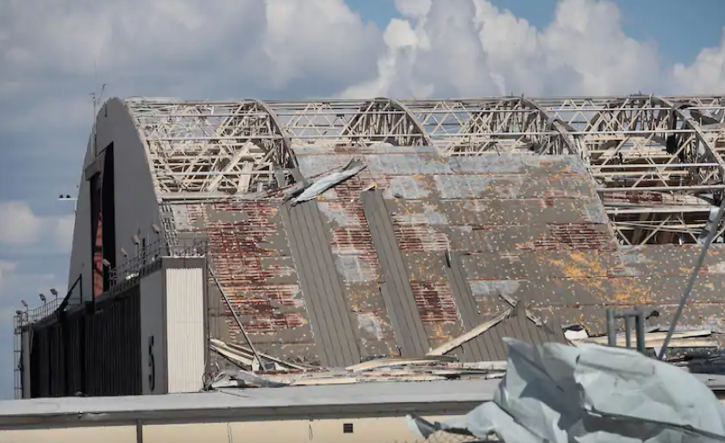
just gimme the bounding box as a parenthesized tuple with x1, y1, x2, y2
(457, 302, 567, 361)
(280, 202, 361, 367)
(361, 189, 430, 357)
(164, 148, 725, 366)
(444, 252, 485, 361)
(28, 284, 142, 398)
(84, 285, 142, 396)
(166, 268, 205, 393)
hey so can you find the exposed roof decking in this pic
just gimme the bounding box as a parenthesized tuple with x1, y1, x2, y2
(125, 95, 725, 245)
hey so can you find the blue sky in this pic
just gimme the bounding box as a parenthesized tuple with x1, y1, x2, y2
(0, 0, 723, 399)
(351, 0, 725, 66)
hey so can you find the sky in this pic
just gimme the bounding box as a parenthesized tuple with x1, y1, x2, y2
(0, 0, 723, 399)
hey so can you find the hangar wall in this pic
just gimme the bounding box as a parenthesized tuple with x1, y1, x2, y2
(22, 257, 207, 398)
(67, 98, 163, 304)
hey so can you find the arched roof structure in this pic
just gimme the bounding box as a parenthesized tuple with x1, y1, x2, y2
(124, 94, 725, 244)
(43, 92, 725, 375)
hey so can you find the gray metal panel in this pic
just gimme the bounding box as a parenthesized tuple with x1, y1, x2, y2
(444, 252, 484, 361)
(471, 303, 567, 361)
(280, 202, 361, 367)
(361, 189, 429, 357)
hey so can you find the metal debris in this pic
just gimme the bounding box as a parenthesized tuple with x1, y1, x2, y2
(428, 310, 512, 356)
(207, 342, 508, 389)
(291, 158, 367, 205)
(409, 338, 725, 442)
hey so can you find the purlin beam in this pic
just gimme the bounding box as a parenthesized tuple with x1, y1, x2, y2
(126, 98, 297, 196)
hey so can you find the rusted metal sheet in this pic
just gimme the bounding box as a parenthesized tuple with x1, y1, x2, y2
(361, 188, 430, 357)
(280, 201, 361, 367)
(186, 201, 317, 363)
(444, 252, 485, 360)
(162, 149, 725, 366)
(317, 200, 399, 359)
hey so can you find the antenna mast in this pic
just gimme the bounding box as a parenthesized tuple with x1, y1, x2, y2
(90, 59, 106, 156)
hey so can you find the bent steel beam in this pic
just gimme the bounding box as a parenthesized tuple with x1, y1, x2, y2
(521, 97, 580, 157)
(343, 97, 433, 146)
(250, 99, 296, 168)
(653, 95, 725, 176)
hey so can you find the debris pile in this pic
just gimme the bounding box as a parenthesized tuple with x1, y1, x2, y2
(208, 338, 508, 389)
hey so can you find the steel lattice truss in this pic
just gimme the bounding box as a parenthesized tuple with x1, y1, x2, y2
(124, 94, 725, 245)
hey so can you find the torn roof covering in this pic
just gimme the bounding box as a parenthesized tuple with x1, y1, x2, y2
(165, 145, 725, 368)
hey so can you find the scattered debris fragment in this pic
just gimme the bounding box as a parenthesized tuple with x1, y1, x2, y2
(428, 310, 512, 356)
(562, 324, 589, 341)
(291, 158, 367, 205)
(210, 338, 309, 372)
(498, 293, 542, 326)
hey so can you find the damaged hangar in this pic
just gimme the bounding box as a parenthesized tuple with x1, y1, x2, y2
(14, 94, 725, 398)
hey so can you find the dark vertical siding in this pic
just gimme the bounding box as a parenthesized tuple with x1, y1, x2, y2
(281, 202, 361, 367)
(28, 284, 142, 398)
(361, 189, 429, 357)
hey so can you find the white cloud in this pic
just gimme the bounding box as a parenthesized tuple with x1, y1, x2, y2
(0, 0, 383, 133)
(0, 201, 74, 252)
(343, 0, 669, 98)
(0, 202, 43, 246)
(672, 29, 725, 94)
(0, 261, 17, 295)
(0, 0, 724, 401)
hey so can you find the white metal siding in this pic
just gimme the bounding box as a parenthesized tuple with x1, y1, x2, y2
(165, 268, 205, 393)
(140, 271, 166, 395)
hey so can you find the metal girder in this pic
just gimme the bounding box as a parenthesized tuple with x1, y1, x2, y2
(573, 95, 725, 244)
(126, 99, 295, 197)
(121, 95, 725, 245)
(343, 97, 433, 146)
(520, 97, 580, 156)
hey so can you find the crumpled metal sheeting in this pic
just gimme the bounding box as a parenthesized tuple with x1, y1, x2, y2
(412, 338, 725, 443)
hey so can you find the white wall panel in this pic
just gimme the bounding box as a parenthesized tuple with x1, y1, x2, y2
(165, 268, 205, 393)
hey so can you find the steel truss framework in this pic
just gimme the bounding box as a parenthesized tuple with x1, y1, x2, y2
(124, 94, 725, 245)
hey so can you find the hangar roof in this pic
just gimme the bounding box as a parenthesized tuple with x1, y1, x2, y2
(116, 95, 725, 368)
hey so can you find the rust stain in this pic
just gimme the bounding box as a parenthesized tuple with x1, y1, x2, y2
(394, 225, 449, 252)
(410, 281, 460, 324)
(532, 222, 615, 251)
(200, 201, 311, 337)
